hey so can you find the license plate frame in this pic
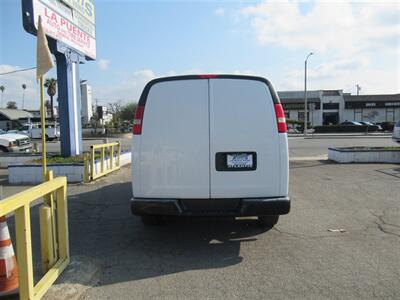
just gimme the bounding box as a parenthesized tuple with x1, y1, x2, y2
(215, 152, 257, 171)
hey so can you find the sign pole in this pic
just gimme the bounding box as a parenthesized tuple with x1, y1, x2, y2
(40, 75, 47, 180)
(53, 43, 84, 157)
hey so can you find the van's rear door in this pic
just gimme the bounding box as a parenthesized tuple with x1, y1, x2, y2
(138, 79, 210, 198)
(209, 78, 281, 198)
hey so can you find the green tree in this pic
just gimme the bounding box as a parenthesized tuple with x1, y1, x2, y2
(44, 78, 57, 120)
(120, 102, 137, 121)
(108, 100, 123, 128)
(0, 85, 5, 108)
(6, 101, 17, 109)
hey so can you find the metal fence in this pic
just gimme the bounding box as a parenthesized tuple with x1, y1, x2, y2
(0, 173, 69, 300)
(84, 141, 121, 182)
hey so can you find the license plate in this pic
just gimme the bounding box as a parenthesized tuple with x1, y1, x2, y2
(227, 153, 253, 169)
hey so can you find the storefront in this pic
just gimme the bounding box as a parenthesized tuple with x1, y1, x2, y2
(343, 94, 400, 123)
(279, 90, 400, 126)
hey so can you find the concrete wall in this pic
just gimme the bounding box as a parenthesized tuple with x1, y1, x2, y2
(8, 152, 132, 184)
(0, 154, 41, 168)
(329, 148, 400, 163)
(9, 164, 84, 184)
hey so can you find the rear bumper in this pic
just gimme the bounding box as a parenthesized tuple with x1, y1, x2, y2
(131, 197, 290, 216)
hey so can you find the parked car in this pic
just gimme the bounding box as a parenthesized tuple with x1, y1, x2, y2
(9, 123, 60, 141)
(131, 74, 290, 227)
(392, 121, 400, 144)
(340, 121, 363, 126)
(0, 133, 32, 152)
(359, 121, 382, 130)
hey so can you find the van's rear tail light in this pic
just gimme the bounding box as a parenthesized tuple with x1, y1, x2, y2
(132, 106, 145, 135)
(274, 103, 287, 133)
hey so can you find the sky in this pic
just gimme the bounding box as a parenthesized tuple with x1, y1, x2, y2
(0, 0, 399, 110)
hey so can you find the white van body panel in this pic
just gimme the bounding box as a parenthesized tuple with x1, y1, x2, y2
(209, 79, 284, 198)
(278, 134, 289, 196)
(132, 75, 290, 218)
(133, 79, 210, 198)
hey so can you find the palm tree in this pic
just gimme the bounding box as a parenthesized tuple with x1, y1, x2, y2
(0, 85, 4, 108)
(22, 84, 27, 109)
(44, 78, 57, 120)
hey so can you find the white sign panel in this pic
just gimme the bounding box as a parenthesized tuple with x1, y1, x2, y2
(33, 0, 96, 59)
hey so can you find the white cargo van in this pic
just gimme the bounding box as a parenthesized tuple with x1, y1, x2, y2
(131, 75, 290, 226)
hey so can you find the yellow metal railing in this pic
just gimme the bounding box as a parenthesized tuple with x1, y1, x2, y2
(0, 174, 69, 300)
(84, 141, 121, 182)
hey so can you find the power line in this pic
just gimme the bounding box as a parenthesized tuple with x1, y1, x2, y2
(0, 67, 37, 76)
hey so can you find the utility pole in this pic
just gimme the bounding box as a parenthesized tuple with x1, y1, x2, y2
(22, 83, 26, 109)
(304, 52, 313, 136)
(356, 84, 361, 96)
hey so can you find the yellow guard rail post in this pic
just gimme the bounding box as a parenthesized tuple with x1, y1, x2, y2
(85, 141, 121, 182)
(0, 176, 69, 300)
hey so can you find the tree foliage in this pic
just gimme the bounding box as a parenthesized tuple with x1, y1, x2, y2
(44, 78, 57, 97)
(121, 102, 137, 121)
(44, 78, 57, 120)
(106, 101, 138, 127)
(6, 101, 17, 109)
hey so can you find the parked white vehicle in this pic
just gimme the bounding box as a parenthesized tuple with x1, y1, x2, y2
(0, 130, 32, 152)
(392, 121, 400, 144)
(10, 123, 60, 141)
(131, 75, 290, 226)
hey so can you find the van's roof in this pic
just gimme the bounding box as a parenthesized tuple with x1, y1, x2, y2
(138, 74, 281, 106)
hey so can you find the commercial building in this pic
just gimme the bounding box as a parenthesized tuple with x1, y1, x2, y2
(96, 105, 113, 125)
(278, 90, 400, 126)
(81, 83, 93, 124)
(0, 109, 33, 131)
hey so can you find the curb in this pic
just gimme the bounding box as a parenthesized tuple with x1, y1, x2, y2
(42, 255, 99, 300)
(289, 134, 392, 139)
(290, 155, 328, 161)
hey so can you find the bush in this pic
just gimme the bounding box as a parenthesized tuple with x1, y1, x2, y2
(286, 119, 312, 132)
(380, 122, 395, 132)
(314, 125, 379, 133)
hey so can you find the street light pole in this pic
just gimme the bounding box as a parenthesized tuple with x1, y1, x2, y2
(304, 52, 313, 136)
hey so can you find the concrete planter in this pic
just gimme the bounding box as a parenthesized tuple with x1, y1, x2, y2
(8, 152, 132, 184)
(328, 147, 400, 163)
(0, 153, 41, 168)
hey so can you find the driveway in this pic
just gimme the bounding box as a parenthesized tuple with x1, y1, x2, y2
(36, 161, 400, 299)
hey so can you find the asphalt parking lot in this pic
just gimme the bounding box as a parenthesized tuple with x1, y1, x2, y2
(32, 160, 400, 299)
(1, 136, 399, 299)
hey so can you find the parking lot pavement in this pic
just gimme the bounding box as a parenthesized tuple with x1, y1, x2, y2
(35, 161, 398, 299)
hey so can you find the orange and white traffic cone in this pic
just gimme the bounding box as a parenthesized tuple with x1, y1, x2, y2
(0, 216, 19, 297)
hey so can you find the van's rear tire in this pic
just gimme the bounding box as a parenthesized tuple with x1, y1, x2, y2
(258, 215, 279, 227)
(141, 215, 160, 226)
